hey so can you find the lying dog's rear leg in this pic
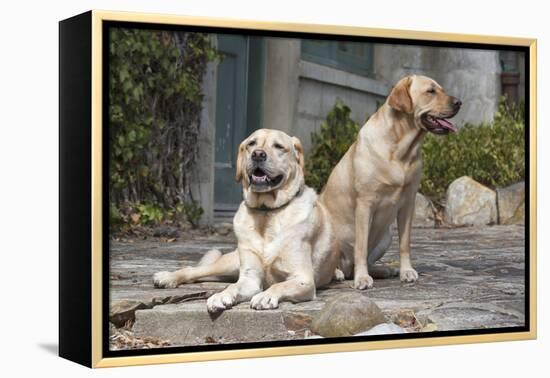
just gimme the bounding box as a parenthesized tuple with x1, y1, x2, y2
(153, 249, 240, 288)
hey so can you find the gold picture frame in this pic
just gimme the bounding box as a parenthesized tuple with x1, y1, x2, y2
(59, 9, 537, 368)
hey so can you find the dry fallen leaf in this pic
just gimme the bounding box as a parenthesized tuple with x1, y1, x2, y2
(130, 213, 141, 224)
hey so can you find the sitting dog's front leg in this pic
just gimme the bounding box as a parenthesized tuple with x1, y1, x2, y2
(206, 248, 263, 313)
(354, 201, 374, 289)
(397, 195, 418, 283)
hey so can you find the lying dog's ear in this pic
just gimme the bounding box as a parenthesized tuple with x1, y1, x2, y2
(235, 140, 246, 182)
(291, 136, 304, 170)
(388, 76, 413, 114)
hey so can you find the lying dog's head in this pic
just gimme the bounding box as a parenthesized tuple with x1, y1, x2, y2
(388, 75, 462, 135)
(235, 129, 305, 209)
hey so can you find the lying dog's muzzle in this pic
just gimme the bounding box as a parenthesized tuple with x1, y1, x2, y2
(249, 166, 284, 192)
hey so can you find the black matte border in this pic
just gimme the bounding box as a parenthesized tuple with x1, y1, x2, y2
(101, 20, 531, 359)
(59, 11, 93, 367)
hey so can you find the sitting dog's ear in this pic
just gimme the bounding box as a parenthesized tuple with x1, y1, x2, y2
(388, 76, 413, 114)
(235, 140, 246, 183)
(291, 136, 304, 170)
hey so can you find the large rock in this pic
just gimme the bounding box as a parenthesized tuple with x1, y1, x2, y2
(497, 182, 525, 225)
(414, 193, 436, 228)
(110, 300, 150, 328)
(310, 293, 385, 337)
(444, 176, 497, 226)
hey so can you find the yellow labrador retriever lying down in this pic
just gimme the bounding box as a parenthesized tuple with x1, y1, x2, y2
(321, 75, 462, 290)
(153, 129, 339, 312)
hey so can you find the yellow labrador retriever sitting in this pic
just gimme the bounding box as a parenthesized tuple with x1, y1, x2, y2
(321, 75, 462, 290)
(153, 129, 339, 312)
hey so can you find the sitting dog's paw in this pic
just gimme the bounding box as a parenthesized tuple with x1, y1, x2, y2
(400, 268, 419, 283)
(207, 292, 235, 313)
(153, 271, 179, 288)
(353, 273, 374, 290)
(250, 291, 279, 310)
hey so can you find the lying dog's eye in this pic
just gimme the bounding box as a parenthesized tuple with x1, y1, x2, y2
(427, 88, 436, 94)
(273, 143, 285, 150)
(247, 140, 256, 147)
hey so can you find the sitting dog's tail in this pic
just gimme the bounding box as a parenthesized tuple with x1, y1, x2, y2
(367, 228, 393, 266)
(366, 228, 399, 279)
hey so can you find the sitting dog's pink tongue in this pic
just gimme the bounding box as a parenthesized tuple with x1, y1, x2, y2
(436, 118, 458, 133)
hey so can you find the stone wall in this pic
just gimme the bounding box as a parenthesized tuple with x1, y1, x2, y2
(294, 61, 388, 152)
(262, 38, 389, 153)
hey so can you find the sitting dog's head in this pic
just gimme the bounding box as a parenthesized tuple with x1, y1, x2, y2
(235, 129, 305, 209)
(388, 75, 462, 135)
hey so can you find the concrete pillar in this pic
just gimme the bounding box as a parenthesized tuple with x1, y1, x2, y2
(373, 44, 437, 87)
(433, 47, 501, 126)
(261, 38, 301, 134)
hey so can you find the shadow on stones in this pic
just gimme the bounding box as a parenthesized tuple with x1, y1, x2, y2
(208, 310, 224, 321)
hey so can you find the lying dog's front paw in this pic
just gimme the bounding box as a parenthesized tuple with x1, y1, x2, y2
(153, 271, 179, 288)
(207, 292, 235, 313)
(400, 268, 419, 283)
(353, 273, 374, 290)
(250, 291, 279, 310)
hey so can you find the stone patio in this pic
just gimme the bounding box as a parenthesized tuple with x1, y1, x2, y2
(109, 225, 526, 348)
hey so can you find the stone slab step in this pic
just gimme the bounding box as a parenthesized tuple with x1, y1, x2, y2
(134, 300, 324, 345)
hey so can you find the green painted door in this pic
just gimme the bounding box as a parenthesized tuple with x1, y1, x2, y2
(214, 35, 248, 212)
(214, 35, 264, 215)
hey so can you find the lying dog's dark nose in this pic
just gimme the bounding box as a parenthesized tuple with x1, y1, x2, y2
(251, 149, 267, 162)
(452, 97, 462, 109)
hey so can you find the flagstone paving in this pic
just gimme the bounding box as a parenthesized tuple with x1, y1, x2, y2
(108, 225, 526, 348)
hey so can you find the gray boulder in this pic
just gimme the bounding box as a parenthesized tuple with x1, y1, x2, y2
(214, 222, 233, 236)
(310, 293, 385, 337)
(497, 182, 525, 225)
(444, 176, 497, 226)
(414, 193, 436, 228)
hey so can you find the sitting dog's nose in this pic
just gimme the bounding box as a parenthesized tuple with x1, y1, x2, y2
(452, 97, 462, 108)
(252, 149, 267, 162)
